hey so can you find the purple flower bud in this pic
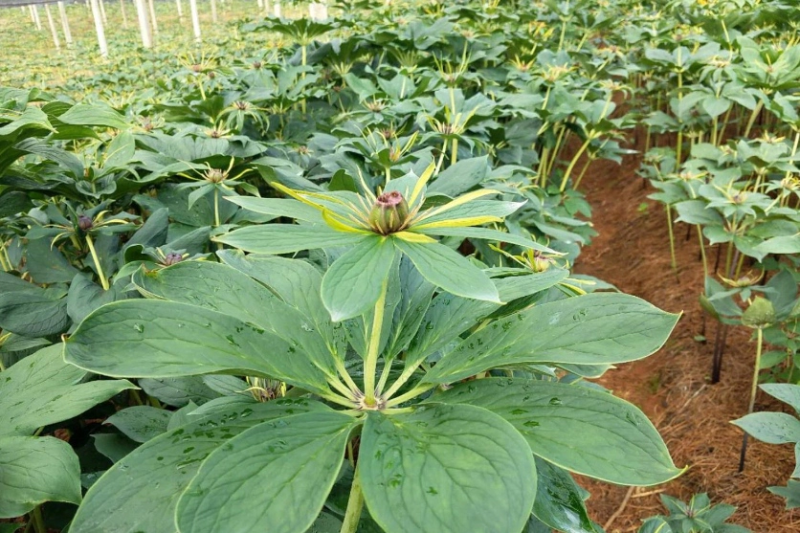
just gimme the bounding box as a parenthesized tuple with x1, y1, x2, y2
(162, 252, 184, 266)
(369, 191, 409, 235)
(78, 215, 93, 231)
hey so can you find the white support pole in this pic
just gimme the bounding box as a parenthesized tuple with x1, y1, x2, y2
(31, 5, 42, 31)
(273, 0, 280, 17)
(44, 4, 61, 50)
(89, 0, 108, 57)
(189, 0, 201, 42)
(134, 0, 152, 47)
(263, 0, 269, 16)
(175, 0, 183, 21)
(256, 0, 262, 9)
(99, 0, 107, 24)
(58, 1, 72, 46)
(147, 0, 158, 34)
(120, 0, 128, 27)
(210, 0, 217, 23)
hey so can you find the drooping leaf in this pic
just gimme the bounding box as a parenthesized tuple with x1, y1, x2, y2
(434, 379, 683, 485)
(360, 403, 536, 533)
(215, 224, 368, 254)
(177, 411, 356, 533)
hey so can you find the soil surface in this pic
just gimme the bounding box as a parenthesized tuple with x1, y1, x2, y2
(572, 138, 800, 533)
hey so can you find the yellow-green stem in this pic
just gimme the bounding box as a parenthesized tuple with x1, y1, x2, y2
(697, 226, 708, 280)
(376, 357, 393, 395)
(385, 383, 436, 408)
(666, 205, 678, 274)
(85, 234, 109, 291)
(743, 101, 764, 139)
(340, 464, 364, 533)
(435, 139, 448, 176)
(450, 137, 458, 166)
(560, 137, 591, 192)
(747, 328, 764, 416)
(32, 506, 46, 533)
(363, 280, 388, 405)
(335, 359, 362, 394)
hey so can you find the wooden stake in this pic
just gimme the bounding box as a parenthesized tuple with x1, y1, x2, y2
(210, 0, 217, 23)
(189, 0, 201, 42)
(99, 0, 108, 24)
(135, 0, 153, 47)
(58, 2, 73, 46)
(31, 5, 42, 31)
(175, 0, 183, 21)
(120, 0, 128, 27)
(44, 4, 61, 50)
(89, 0, 108, 56)
(147, 0, 158, 34)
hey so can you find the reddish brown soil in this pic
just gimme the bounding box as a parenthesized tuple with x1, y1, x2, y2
(572, 144, 800, 532)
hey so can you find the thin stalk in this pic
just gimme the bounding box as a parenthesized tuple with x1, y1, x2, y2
(335, 359, 361, 394)
(213, 188, 220, 227)
(85, 234, 109, 291)
(697, 226, 708, 280)
(738, 327, 763, 472)
(434, 139, 448, 176)
(450, 138, 458, 166)
(666, 205, 678, 274)
(0, 246, 10, 271)
(743, 101, 763, 139)
(560, 137, 591, 192)
(318, 391, 356, 409)
(363, 280, 388, 406)
(32, 506, 46, 533)
(340, 465, 364, 533)
(572, 156, 593, 191)
(537, 146, 550, 188)
(385, 383, 436, 408)
(376, 358, 393, 395)
(382, 361, 422, 399)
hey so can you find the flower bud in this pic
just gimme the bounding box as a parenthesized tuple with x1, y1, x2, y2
(369, 191, 408, 235)
(78, 215, 93, 231)
(741, 297, 775, 329)
(162, 252, 184, 266)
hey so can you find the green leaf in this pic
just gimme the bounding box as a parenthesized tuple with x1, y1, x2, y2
(139, 377, 220, 407)
(0, 436, 81, 518)
(733, 412, 800, 444)
(434, 379, 683, 485)
(177, 411, 355, 533)
(70, 401, 327, 533)
(65, 300, 329, 393)
(135, 261, 340, 377)
(105, 406, 172, 443)
(428, 156, 490, 196)
(494, 269, 570, 303)
(0, 345, 135, 438)
(425, 293, 678, 382)
(58, 103, 129, 129)
(416, 226, 554, 253)
(215, 224, 368, 254)
(760, 384, 800, 412)
(756, 234, 800, 255)
(532, 457, 595, 533)
(393, 239, 500, 303)
(321, 237, 397, 321)
(0, 287, 68, 337)
(360, 403, 536, 533)
(224, 197, 324, 223)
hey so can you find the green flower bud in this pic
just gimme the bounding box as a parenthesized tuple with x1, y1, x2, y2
(369, 191, 408, 235)
(741, 297, 775, 329)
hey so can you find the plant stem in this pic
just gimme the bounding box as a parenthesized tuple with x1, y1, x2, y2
(665, 205, 678, 274)
(385, 383, 436, 408)
(739, 327, 764, 472)
(697, 225, 708, 280)
(340, 465, 364, 533)
(213, 187, 221, 228)
(560, 136, 591, 192)
(363, 280, 388, 406)
(32, 505, 46, 533)
(85, 234, 109, 291)
(450, 137, 458, 166)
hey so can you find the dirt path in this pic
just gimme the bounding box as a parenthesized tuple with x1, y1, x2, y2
(571, 148, 800, 533)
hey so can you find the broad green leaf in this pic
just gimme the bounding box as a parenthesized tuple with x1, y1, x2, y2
(224, 196, 324, 223)
(428, 156, 489, 196)
(67, 274, 125, 324)
(134, 261, 338, 376)
(139, 376, 221, 407)
(761, 384, 800, 412)
(58, 103, 128, 129)
(733, 412, 800, 444)
(105, 406, 172, 443)
(65, 300, 329, 393)
(532, 457, 595, 533)
(70, 401, 326, 533)
(417, 226, 554, 253)
(360, 404, 536, 533)
(215, 224, 368, 254)
(93, 433, 138, 463)
(494, 269, 570, 303)
(217, 251, 345, 358)
(434, 379, 683, 485)
(756, 234, 800, 255)
(425, 293, 678, 382)
(0, 436, 81, 518)
(393, 239, 500, 303)
(0, 105, 53, 136)
(0, 345, 134, 438)
(321, 237, 397, 321)
(384, 257, 436, 359)
(0, 288, 68, 337)
(177, 411, 355, 533)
